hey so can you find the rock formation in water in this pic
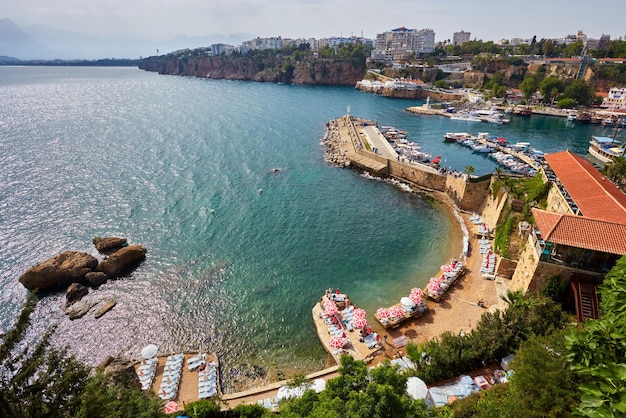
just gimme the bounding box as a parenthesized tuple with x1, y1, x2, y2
(19, 251, 99, 290)
(97, 245, 147, 278)
(93, 236, 127, 253)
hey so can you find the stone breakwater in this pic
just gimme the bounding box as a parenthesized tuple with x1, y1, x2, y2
(322, 118, 352, 167)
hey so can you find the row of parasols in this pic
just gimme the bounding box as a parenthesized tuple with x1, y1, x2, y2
(322, 300, 381, 350)
(426, 259, 464, 299)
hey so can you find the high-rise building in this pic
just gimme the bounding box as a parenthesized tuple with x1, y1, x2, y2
(453, 31, 471, 46)
(371, 27, 435, 63)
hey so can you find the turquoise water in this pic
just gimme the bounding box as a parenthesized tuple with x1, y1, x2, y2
(0, 67, 604, 388)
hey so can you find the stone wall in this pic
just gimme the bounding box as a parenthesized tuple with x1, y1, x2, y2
(509, 234, 573, 294)
(480, 179, 508, 229)
(388, 160, 446, 191)
(545, 186, 573, 214)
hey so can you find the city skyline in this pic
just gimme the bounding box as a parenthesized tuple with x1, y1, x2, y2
(5, 0, 626, 44)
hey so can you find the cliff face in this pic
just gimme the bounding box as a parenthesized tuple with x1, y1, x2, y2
(139, 55, 366, 85)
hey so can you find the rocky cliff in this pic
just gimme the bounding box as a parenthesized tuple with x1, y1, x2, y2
(139, 55, 367, 85)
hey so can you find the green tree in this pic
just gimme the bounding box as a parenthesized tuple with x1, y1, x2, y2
(565, 256, 626, 417)
(602, 157, 626, 192)
(0, 293, 90, 418)
(520, 75, 539, 101)
(564, 79, 594, 106)
(539, 76, 565, 104)
(464, 165, 475, 176)
(557, 97, 576, 109)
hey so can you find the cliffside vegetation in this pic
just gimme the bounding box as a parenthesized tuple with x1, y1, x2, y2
(139, 43, 372, 85)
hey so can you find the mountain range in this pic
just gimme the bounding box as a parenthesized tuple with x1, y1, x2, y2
(0, 18, 253, 61)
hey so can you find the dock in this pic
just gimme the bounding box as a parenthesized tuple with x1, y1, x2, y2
(374, 301, 428, 329)
(312, 293, 383, 365)
(426, 260, 466, 302)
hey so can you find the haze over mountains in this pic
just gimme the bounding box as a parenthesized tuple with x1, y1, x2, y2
(0, 18, 253, 61)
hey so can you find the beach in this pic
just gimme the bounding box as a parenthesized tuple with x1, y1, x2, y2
(220, 117, 507, 408)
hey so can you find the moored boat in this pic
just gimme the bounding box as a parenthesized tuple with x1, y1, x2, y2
(443, 132, 475, 142)
(588, 135, 626, 164)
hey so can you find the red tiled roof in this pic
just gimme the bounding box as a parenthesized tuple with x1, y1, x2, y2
(596, 91, 609, 98)
(545, 151, 626, 224)
(533, 209, 626, 255)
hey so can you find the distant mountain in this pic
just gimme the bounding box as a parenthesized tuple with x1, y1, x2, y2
(0, 18, 54, 59)
(0, 18, 254, 60)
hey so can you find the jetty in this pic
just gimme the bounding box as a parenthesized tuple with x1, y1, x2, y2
(425, 259, 466, 302)
(312, 291, 382, 365)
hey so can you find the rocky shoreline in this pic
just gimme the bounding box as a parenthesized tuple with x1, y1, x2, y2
(322, 119, 352, 167)
(18, 237, 146, 320)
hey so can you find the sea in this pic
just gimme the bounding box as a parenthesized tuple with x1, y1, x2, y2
(0, 66, 609, 389)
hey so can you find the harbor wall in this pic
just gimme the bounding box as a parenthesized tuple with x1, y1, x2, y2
(444, 174, 493, 212)
(388, 160, 446, 191)
(479, 179, 509, 229)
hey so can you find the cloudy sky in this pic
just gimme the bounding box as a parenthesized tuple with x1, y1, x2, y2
(6, 0, 626, 42)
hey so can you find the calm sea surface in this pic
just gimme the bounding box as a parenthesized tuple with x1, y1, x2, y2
(0, 67, 605, 388)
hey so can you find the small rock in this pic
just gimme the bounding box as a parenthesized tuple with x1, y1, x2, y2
(94, 299, 116, 319)
(85, 271, 108, 287)
(65, 283, 89, 307)
(66, 300, 97, 320)
(93, 237, 128, 253)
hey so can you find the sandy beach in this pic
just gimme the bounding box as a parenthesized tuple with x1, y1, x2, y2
(156, 118, 507, 411)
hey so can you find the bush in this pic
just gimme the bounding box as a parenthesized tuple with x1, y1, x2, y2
(185, 399, 222, 418)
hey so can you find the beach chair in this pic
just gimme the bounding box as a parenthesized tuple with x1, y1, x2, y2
(263, 398, 273, 409)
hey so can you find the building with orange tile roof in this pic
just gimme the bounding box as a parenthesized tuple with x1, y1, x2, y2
(543, 150, 626, 224)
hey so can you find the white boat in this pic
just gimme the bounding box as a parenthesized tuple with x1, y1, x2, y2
(511, 142, 530, 151)
(567, 112, 577, 121)
(588, 135, 626, 164)
(449, 113, 481, 122)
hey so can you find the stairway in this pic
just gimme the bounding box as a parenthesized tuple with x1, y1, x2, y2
(570, 275, 600, 322)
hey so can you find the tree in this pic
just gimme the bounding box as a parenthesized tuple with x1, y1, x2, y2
(602, 157, 626, 192)
(564, 79, 594, 106)
(557, 97, 576, 109)
(464, 165, 475, 177)
(0, 292, 90, 418)
(539, 76, 565, 104)
(565, 256, 626, 417)
(520, 75, 539, 101)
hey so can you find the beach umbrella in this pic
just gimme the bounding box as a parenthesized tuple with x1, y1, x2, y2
(390, 305, 405, 318)
(324, 304, 338, 316)
(409, 293, 422, 305)
(329, 335, 345, 349)
(406, 377, 428, 400)
(164, 401, 178, 414)
(427, 277, 442, 294)
(376, 307, 390, 319)
(141, 344, 158, 359)
(410, 288, 424, 298)
(353, 316, 368, 329)
(353, 308, 367, 319)
(311, 378, 326, 393)
(276, 386, 294, 401)
(400, 297, 415, 307)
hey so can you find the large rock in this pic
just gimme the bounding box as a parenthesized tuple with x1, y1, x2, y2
(19, 251, 98, 290)
(92, 237, 127, 253)
(97, 245, 146, 278)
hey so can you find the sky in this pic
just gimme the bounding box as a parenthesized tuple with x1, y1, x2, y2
(5, 0, 626, 43)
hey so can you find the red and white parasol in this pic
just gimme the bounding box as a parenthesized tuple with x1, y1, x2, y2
(390, 305, 406, 318)
(329, 335, 345, 349)
(427, 277, 443, 293)
(164, 401, 178, 414)
(353, 308, 367, 319)
(409, 292, 422, 305)
(376, 307, 390, 319)
(324, 305, 338, 316)
(353, 316, 368, 329)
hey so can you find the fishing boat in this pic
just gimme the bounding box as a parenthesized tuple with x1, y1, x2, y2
(588, 135, 626, 164)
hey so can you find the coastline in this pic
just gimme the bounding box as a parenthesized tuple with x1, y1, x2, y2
(219, 117, 503, 407)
